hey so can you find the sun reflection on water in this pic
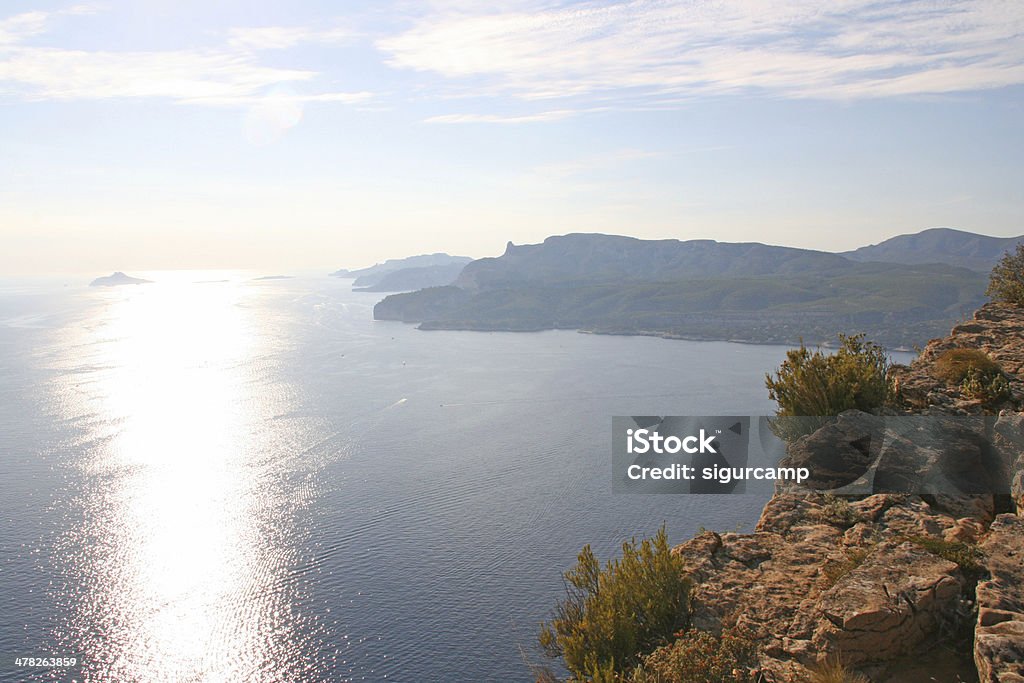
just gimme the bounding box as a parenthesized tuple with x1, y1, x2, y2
(54, 274, 316, 682)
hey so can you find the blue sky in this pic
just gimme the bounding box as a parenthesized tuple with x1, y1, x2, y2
(2, 0, 1022, 275)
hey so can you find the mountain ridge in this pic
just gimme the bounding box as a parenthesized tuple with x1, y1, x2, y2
(841, 227, 1024, 271)
(374, 229, 1002, 348)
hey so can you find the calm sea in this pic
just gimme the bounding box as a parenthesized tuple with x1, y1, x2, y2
(0, 273, 913, 682)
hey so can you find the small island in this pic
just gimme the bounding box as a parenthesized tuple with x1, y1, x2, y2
(89, 272, 152, 287)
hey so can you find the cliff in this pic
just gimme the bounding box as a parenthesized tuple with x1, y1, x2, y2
(374, 233, 989, 348)
(670, 302, 1024, 682)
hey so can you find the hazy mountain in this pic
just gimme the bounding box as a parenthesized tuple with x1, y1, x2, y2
(455, 234, 853, 290)
(331, 253, 472, 285)
(354, 263, 468, 292)
(841, 227, 1024, 271)
(89, 272, 151, 287)
(374, 233, 991, 348)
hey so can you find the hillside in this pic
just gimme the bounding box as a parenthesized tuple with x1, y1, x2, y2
(330, 253, 471, 285)
(842, 227, 1024, 271)
(454, 234, 854, 289)
(374, 234, 989, 348)
(354, 262, 467, 292)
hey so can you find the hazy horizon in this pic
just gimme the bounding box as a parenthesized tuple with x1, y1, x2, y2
(3, 225, 1020, 282)
(3, 1, 1023, 275)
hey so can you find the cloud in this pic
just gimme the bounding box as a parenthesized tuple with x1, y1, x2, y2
(0, 47, 317, 102)
(0, 9, 368, 106)
(0, 6, 96, 46)
(424, 109, 576, 123)
(378, 0, 1024, 103)
(0, 12, 49, 46)
(227, 26, 354, 51)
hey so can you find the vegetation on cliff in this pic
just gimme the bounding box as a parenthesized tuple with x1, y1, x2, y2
(931, 348, 1010, 403)
(537, 527, 689, 681)
(764, 334, 891, 440)
(987, 242, 1024, 306)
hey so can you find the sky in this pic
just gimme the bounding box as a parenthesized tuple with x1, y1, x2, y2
(1, 0, 1023, 275)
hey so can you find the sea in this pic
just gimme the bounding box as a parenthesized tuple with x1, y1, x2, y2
(0, 272, 915, 682)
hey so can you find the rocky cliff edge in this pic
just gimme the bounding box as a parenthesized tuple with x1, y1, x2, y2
(672, 302, 1024, 682)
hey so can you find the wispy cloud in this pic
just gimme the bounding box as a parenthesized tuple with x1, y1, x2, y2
(379, 0, 1024, 104)
(227, 25, 355, 51)
(0, 5, 96, 46)
(424, 109, 576, 123)
(0, 47, 318, 102)
(0, 9, 367, 106)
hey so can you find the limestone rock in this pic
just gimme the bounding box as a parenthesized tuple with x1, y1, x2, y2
(975, 515, 1024, 682)
(813, 542, 963, 665)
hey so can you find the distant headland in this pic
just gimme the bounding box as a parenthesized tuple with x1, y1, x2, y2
(373, 228, 1024, 349)
(89, 272, 151, 287)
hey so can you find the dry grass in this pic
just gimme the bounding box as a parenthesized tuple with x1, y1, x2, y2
(931, 348, 1000, 385)
(808, 655, 870, 683)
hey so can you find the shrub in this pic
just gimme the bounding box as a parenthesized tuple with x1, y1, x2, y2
(987, 243, 1024, 305)
(960, 366, 1011, 402)
(630, 629, 756, 683)
(539, 526, 690, 680)
(932, 348, 1001, 384)
(765, 334, 890, 441)
(931, 348, 1010, 402)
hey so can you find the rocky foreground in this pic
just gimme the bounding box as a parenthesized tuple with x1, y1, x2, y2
(672, 303, 1024, 682)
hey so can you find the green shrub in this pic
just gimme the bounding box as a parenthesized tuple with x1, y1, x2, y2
(960, 365, 1011, 402)
(808, 655, 870, 683)
(630, 629, 756, 683)
(539, 526, 690, 680)
(765, 334, 890, 441)
(987, 243, 1024, 305)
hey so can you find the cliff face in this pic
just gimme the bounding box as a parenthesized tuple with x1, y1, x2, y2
(671, 303, 1024, 682)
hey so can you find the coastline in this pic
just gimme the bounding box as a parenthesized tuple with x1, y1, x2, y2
(409, 319, 919, 352)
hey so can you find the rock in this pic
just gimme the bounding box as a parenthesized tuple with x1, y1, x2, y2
(871, 415, 997, 498)
(781, 411, 880, 491)
(975, 514, 1024, 682)
(89, 271, 151, 287)
(813, 542, 964, 665)
(993, 412, 1024, 511)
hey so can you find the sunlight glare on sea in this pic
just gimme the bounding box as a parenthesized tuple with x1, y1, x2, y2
(48, 273, 319, 681)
